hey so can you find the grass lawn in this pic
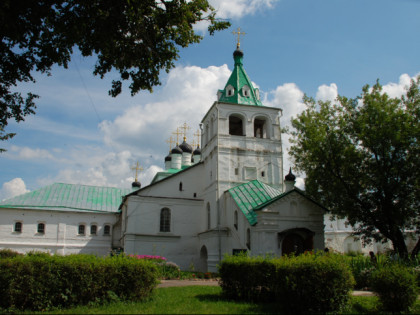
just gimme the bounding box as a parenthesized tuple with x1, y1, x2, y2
(38, 286, 420, 314)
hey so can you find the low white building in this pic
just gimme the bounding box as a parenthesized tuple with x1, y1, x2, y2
(0, 183, 132, 255)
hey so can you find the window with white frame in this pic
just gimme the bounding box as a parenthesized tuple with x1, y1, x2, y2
(78, 224, 85, 235)
(90, 224, 97, 235)
(14, 221, 22, 233)
(160, 208, 171, 232)
(37, 223, 45, 234)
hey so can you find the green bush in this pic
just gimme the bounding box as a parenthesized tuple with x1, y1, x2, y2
(219, 252, 354, 313)
(371, 265, 418, 313)
(219, 254, 276, 302)
(0, 248, 22, 259)
(0, 254, 158, 311)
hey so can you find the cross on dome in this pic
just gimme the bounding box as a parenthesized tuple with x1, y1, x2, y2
(232, 27, 246, 49)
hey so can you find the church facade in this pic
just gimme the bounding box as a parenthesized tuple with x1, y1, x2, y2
(118, 47, 326, 271)
(0, 46, 328, 271)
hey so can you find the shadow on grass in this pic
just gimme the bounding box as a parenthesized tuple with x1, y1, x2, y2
(195, 293, 283, 314)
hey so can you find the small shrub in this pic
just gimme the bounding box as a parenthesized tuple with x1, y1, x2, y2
(0, 248, 22, 259)
(371, 264, 417, 313)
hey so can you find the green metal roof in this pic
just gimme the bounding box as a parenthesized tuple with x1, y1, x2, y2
(217, 49, 263, 106)
(0, 183, 133, 213)
(228, 180, 283, 225)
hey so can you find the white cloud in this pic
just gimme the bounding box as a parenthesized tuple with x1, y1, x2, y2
(99, 65, 231, 157)
(0, 178, 30, 200)
(195, 0, 279, 32)
(210, 0, 278, 19)
(7, 145, 55, 161)
(316, 83, 338, 102)
(381, 73, 418, 98)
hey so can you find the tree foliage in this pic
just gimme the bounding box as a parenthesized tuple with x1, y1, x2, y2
(290, 76, 420, 257)
(0, 0, 230, 147)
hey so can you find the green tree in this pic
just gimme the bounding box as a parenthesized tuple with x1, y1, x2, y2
(289, 77, 420, 258)
(0, 0, 229, 150)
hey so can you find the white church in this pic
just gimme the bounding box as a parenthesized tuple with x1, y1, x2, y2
(2, 44, 389, 271)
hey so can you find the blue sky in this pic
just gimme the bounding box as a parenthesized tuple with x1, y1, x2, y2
(1, 0, 419, 199)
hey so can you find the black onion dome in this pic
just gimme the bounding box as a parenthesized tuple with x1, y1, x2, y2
(285, 167, 296, 181)
(233, 48, 244, 58)
(193, 145, 201, 156)
(171, 145, 182, 154)
(165, 153, 172, 162)
(132, 181, 141, 188)
(179, 140, 192, 154)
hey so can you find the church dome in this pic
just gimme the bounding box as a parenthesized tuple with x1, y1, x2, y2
(179, 140, 192, 154)
(165, 153, 172, 162)
(132, 181, 141, 188)
(233, 48, 244, 58)
(171, 145, 182, 154)
(193, 145, 201, 155)
(285, 168, 296, 181)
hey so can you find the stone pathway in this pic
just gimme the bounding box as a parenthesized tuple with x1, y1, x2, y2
(157, 280, 375, 296)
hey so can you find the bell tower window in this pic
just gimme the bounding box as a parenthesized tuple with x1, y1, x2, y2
(229, 115, 244, 136)
(254, 118, 266, 138)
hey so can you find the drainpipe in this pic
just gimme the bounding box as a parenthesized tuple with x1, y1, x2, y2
(216, 104, 222, 264)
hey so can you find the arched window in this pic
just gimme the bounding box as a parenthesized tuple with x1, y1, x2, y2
(207, 203, 211, 230)
(234, 211, 238, 230)
(78, 224, 85, 235)
(37, 223, 45, 234)
(160, 208, 171, 232)
(229, 115, 244, 136)
(254, 118, 266, 138)
(14, 222, 22, 233)
(242, 85, 250, 97)
(179, 182, 183, 191)
(226, 84, 234, 97)
(246, 228, 251, 250)
(90, 225, 97, 235)
(103, 225, 111, 235)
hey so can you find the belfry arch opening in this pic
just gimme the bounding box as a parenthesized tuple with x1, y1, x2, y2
(254, 117, 267, 138)
(229, 115, 244, 136)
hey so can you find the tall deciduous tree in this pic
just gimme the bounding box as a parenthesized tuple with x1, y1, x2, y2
(290, 77, 420, 257)
(0, 0, 230, 150)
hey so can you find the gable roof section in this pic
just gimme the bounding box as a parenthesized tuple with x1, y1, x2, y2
(228, 180, 283, 225)
(0, 183, 133, 213)
(228, 180, 328, 226)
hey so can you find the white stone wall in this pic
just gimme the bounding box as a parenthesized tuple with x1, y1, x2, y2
(0, 208, 117, 256)
(122, 165, 205, 270)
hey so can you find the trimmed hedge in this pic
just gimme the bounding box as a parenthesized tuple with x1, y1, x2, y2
(219, 253, 355, 313)
(371, 264, 418, 313)
(0, 254, 158, 311)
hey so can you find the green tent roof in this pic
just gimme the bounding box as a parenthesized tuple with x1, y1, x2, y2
(217, 49, 263, 106)
(0, 183, 133, 213)
(228, 180, 283, 225)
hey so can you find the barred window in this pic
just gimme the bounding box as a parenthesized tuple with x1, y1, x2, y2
(104, 225, 111, 235)
(14, 222, 22, 233)
(90, 225, 97, 235)
(37, 223, 45, 234)
(160, 208, 171, 232)
(78, 224, 85, 235)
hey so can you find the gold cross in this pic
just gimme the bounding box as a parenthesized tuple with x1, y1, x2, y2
(172, 127, 182, 145)
(179, 122, 191, 140)
(131, 161, 143, 182)
(232, 27, 246, 49)
(165, 136, 175, 152)
(193, 129, 201, 148)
